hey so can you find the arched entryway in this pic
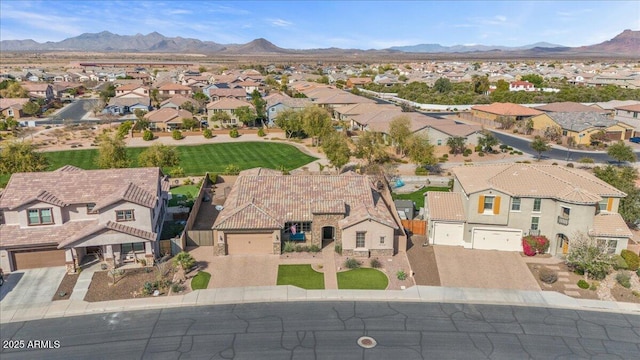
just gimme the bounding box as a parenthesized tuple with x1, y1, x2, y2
(556, 234, 569, 255)
(322, 226, 335, 247)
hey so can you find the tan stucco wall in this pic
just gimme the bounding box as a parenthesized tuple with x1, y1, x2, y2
(341, 220, 394, 254)
(99, 202, 154, 231)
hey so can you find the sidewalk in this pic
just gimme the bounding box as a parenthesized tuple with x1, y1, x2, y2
(321, 245, 338, 289)
(2, 285, 638, 324)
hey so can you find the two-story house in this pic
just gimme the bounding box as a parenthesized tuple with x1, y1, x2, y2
(425, 163, 631, 255)
(0, 166, 169, 273)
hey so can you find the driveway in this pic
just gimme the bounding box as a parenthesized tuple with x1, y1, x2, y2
(188, 247, 279, 288)
(433, 246, 540, 291)
(0, 267, 66, 308)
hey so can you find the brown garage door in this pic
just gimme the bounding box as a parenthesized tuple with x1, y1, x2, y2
(12, 248, 66, 270)
(226, 233, 273, 255)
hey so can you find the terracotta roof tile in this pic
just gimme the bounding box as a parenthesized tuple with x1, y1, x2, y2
(590, 213, 632, 238)
(214, 202, 282, 230)
(535, 102, 608, 113)
(426, 192, 466, 222)
(0, 220, 98, 248)
(58, 220, 157, 248)
(472, 102, 542, 116)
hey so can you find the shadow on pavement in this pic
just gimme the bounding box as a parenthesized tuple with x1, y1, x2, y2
(0, 272, 24, 302)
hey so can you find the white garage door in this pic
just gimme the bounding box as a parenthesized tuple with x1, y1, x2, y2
(226, 233, 273, 255)
(432, 222, 464, 246)
(472, 228, 522, 251)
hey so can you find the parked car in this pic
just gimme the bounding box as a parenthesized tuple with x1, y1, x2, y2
(629, 137, 640, 144)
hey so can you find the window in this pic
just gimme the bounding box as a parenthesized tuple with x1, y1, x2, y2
(530, 216, 540, 230)
(511, 198, 521, 211)
(483, 196, 494, 212)
(379, 236, 385, 245)
(356, 232, 366, 248)
(437, 139, 442, 145)
(284, 222, 311, 234)
(533, 198, 542, 212)
(116, 209, 135, 222)
(27, 208, 53, 225)
(86, 203, 96, 214)
(598, 198, 610, 212)
(597, 239, 617, 254)
(560, 206, 571, 219)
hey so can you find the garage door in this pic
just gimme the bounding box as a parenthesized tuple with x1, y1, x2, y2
(226, 233, 273, 255)
(472, 228, 522, 251)
(432, 222, 464, 246)
(12, 248, 66, 270)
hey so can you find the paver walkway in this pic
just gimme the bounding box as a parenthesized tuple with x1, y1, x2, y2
(70, 262, 102, 301)
(322, 245, 338, 289)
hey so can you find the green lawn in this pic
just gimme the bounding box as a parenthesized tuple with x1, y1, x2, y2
(43, 141, 316, 175)
(337, 268, 389, 290)
(391, 186, 450, 209)
(277, 264, 325, 290)
(168, 185, 199, 207)
(191, 271, 211, 290)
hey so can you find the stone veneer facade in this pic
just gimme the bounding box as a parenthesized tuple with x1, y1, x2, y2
(310, 214, 343, 248)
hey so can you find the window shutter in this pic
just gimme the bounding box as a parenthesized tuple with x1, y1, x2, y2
(493, 196, 501, 215)
(478, 195, 485, 213)
(606, 198, 613, 212)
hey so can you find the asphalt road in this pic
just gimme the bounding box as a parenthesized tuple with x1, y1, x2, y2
(1, 302, 638, 359)
(41, 99, 100, 124)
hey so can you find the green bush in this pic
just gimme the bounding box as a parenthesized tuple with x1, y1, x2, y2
(283, 241, 295, 253)
(170, 167, 185, 178)
(171, 283, 184, 293)
(478, 152, 485, 157)
(589, 281, 598, 291)
(616, 271, 631, 288)
(229, 128, 240, 138)
(370, 258, 382, 269)
(142, 129, 154, 141)
(620, 250, 639, 271)
(172, 129, 183, 140)
(257, 128, 266, 137)
(612, 254, 628, 270)
(566, 163, 574, 168)
(463, 148, 472, 156)
(415, 167, 428, 175)
(334, 244, 342, 255)
(578, 157, 594, 164)
(577, 279, 590, 289)
(308, 244, 321, 253)
(344, 258, 360, 269)
(203, 128, 213, 139)
(173, 252, 196, 270)
(396, 270, 408, 280)
(295, 245, 308, 252)
(223, 164, 240, 175)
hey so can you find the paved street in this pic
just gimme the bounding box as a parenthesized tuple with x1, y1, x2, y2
(1, 302, 638, 359)
(41, 99, 99, 124)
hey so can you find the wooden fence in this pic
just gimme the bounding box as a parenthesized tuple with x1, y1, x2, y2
(401, 220, 427, 235)
(186, 230, 215, 246)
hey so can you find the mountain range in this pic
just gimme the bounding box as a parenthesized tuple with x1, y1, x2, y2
(1, 30, 638, 57)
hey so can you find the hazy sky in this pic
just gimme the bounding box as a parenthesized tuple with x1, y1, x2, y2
(1, 0, 638, 49)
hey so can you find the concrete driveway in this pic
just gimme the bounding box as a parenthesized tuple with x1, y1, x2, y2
(433, 246, 540, 291)
(0, 266, 66, 308)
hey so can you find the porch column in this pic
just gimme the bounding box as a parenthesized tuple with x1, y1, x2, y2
(144, 242, 154, 266)
(65, 249, 76, 274)
(104, 245, 115, 268)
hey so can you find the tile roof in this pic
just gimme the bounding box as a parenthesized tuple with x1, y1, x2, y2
(430, 123, 482, 137)
(208, 88, 247, 98)
(544, 112, 618, 131)
(206, 97, 254, 110)
(238, 167, 282, 176)
(213, 171, 397, 231)
(58, 220, 157, 248)
(0, 220, 98, 248)
(0, 167, 165, 211)
(471, 102, 542, 117)
(535, 102, 608, 113)
(452, 163, 625, 205)
(108, 97, 151, 107)
(160, 95, 194, 107)
(158, 83, 191, 91)
(616, 104, 640, 112)
(0, 98, 29, 110)
(590, 213, 632, 238)
(334, 103, 396, 116)
(426, 191, 466, 222)
(144, 108, 193, 123)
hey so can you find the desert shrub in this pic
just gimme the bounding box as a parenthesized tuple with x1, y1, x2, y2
(295, 245, 308, 252)
(173, 252, 196, 270)
(229, 128, 239, 138)
(442, 154, 448, 158)
(334, 244, 342, 255)
(478, 152, 485, 157)
(611, 254, 628, 270)
(172, 129, 183, 140)
(578, 157, 594, 164)
(539, 269, 558, 284)
(345, 258, 360, 269)
(577, 280, 590, 289)
(308, 244, 321, 253)
(370, 258, 382, 269)
(552, 162, 558, 165)
(223, 164, 240, 175)
(566, 163, 574, 168)
(616, 271, 631, 288)
(589, 281, 598, 291)
(171, 283, 184, 293)
(283, 241, 295, 253)
(415, 167, 428, 175)
(203, 128, 213, 139)
(257, 128, 266, 137)
(620, 250, 639, 271)
(474, 145, 482, 152)
(396, 270, 408, 280)
(142, 129, 154, 141)
(142, 281, 156, 295)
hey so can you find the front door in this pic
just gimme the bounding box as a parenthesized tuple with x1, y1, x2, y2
(557, 234, 569, 255)
(322, 226, 334, 246)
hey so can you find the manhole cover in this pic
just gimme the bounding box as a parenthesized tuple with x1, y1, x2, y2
(357, 336, 377, 349)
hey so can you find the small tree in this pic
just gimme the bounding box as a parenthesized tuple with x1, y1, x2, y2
(607, 141, 636, 164)
(173, 252, 196, 271)
(565, 232, 614, 280)
(274, 108, 304, 138)
(0, 141, 49, 174)
(181, 117, 199, 131)
(21, 101, 40, 117)
(138, 143, 179, 168)
(405, 133, 435, 167)
(322, 132, 351, 173)
(354, 131, 387, 164)
(95, 133, 129, 169)
(388, 116, 412, 156)
(172, 129, 184, 140)
(301, 106, 332, 146)
(229, 128, 239, 138)
(530, 136, 550, 161)
(446, 136, 466, 155)
(234, 106, 257, 127)
(117, 121, 133, 139)
(477, 131, 499, 152)
(210, 111, 231, 126)
(142, 129, 154, 141)
(203, 128, 213, 139)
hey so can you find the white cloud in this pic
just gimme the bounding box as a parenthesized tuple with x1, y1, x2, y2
(0, 9, 83, 39)
(269, 18, 293, 27)
(168, 9, 192, 15)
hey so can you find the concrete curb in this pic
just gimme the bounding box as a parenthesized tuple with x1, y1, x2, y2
(2, 286, 639, 324)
